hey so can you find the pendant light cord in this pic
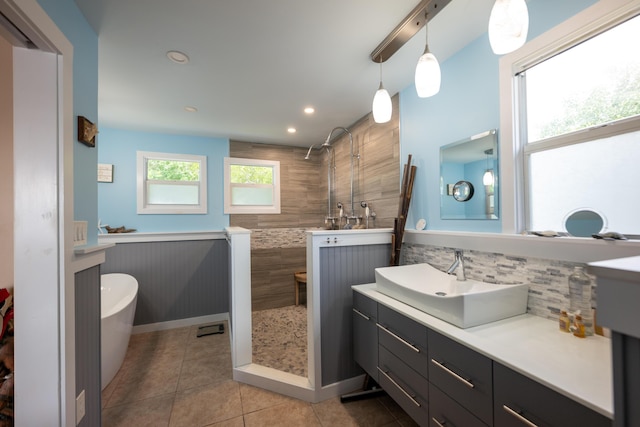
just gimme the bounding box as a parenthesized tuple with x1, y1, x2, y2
(424, 12, 430, 53)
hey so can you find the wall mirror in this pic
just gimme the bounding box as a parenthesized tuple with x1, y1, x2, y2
(440, 129, 499, 220)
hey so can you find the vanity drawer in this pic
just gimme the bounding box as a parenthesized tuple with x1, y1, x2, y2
(428, 330, 493, 425)
(353, 291, 377, 321)
(429, 383, 488, 427)
(378, 305, 429, 378)
(494, 363, 612, 427)
(379, 345, 429, 426)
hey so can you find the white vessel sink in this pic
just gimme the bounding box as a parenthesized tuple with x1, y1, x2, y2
(375, 263, 529, 328)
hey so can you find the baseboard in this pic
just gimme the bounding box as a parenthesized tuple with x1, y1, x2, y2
(233, 363, 365, 403)
(132, 312, 229, 334)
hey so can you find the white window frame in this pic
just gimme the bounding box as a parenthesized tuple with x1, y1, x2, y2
(224, 157, 281, 214)
(137, 151, 207, 214)
(498, 0, 640, 234)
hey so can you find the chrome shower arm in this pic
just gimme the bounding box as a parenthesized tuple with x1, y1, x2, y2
(304, 144, 317, 159)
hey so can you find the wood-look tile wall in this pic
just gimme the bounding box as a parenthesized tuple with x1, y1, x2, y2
(327, 94, 400, 229)
(229, 142, 325, 229)
(230, 94, 400, 310)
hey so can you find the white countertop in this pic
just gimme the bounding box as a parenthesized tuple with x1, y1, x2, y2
(588, 256, 640, 283)
(353, 283, 613, 419)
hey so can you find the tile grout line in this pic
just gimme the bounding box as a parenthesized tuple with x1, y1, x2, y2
(166, 326, 197, 426)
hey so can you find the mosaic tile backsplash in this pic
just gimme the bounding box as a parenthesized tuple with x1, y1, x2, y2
(250, 227, 321, 250)
(401, 243, 597, 322)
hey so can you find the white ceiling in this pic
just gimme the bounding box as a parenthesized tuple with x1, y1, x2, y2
(74, 0, 496, 147)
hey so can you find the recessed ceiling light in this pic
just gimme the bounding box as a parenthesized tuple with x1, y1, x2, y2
(287, 127, 297, 134)
(184, 106, 198, 112)
(167, 50, 189, 64)
(304, 107, 315, 114)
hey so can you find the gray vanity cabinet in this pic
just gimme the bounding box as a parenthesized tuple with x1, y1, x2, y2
(428, 330, 493, 426)
(352, 290, 612, 427)
(352, 292, 378, 381)
(494, 363, 611, 427)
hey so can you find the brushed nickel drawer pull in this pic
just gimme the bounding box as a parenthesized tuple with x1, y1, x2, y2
(376, 323, 420, 353)
(432, 417, 447, 427)
(352, 308, 370, 321)
(377, 367, 421, 408)
(430, 358, 475, 389)
(502, 405, 539, 427)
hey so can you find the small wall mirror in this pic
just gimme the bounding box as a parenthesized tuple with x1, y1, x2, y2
(564, 208, 606, 237)
(452, 181, 474, 202)
(440, 129, 499, 220)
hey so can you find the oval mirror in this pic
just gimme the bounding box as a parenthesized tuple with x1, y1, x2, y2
(564, 209, 606, 237)
(453, 181, 475, 202)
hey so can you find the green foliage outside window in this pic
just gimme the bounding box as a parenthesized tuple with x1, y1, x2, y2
(147, 159, 200, 181)
(230, 165, 273, 184)
(539, 65, 640, 139)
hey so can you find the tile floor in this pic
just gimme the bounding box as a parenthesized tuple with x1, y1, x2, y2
(102, 321, 418, 427)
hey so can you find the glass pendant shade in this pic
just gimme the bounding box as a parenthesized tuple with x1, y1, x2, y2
(488, 0, 529, 55)
(372, 82, 392, 123)
(483, 170, 494, 186)
(415, 46, 441, 98)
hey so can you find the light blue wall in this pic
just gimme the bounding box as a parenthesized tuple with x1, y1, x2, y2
(37, 0, 99, 244)
(97, 127, 229, 232)
(400, 0, 598, 232)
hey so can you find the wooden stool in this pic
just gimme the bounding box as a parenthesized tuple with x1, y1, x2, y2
(294, 271, 307, 306)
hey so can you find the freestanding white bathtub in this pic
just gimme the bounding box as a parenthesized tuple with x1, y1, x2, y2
(101, 273, 138, 390)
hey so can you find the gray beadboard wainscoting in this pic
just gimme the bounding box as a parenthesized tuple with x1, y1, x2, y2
(319, 243, 391, 386)
(101, 239, 229, 326)
(75, 265, 101, 427)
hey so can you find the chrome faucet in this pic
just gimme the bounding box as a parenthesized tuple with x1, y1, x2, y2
(446, 249, 466, 281)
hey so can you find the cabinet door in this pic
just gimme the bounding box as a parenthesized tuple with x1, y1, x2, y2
(352, 292, 378, 381)
(428, 330, 493, 425)
(494, 363, 612, 427)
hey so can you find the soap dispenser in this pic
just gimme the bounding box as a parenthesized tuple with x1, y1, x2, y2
(559, 310, 570, 332)
(568, 266, 594, 336)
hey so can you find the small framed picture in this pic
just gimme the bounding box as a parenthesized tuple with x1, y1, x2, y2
(78, 116, 98, 147)
(98, 164, 114, 183)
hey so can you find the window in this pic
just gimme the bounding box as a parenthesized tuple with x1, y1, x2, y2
(511, 10, 640, 236)
(137, 151, 207, 214)
(224, 157, 280, 214)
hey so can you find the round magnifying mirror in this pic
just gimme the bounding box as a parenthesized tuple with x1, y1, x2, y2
(452, 181, 475, 202)
(564, 209, 606, 237)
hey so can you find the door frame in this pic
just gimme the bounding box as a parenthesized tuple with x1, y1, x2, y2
(1, 0, 75, 425)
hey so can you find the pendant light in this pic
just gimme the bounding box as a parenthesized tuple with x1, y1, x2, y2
(372, 59, 392, 123)
(488, 0, 529, 55)
(482, 149, 494, 186)
(415, 14, 441, 98)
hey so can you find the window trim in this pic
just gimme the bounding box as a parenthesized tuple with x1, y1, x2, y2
(498, 0, 640, 234)
(136, 151, 207, 215)
(223, 157, 281, 214)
